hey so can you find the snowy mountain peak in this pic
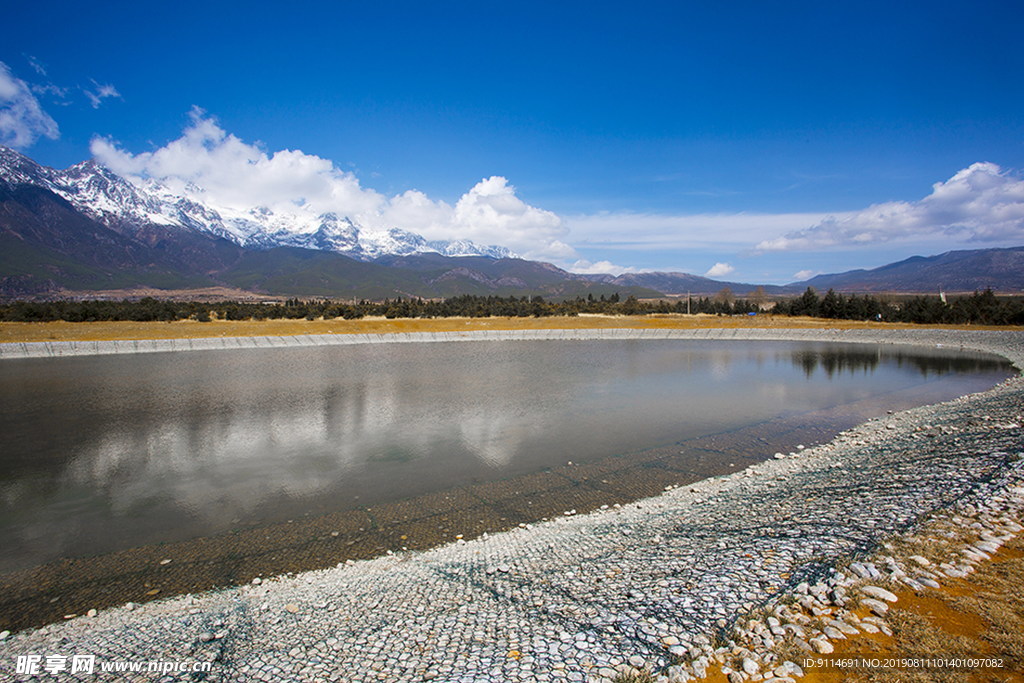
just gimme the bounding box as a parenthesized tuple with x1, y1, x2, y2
(431, 239, 516, 259)
(0, 146, 54, 188)
(0, 146, 519, 261)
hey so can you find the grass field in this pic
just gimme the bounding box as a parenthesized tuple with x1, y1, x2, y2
(3, 314, 1020, 344)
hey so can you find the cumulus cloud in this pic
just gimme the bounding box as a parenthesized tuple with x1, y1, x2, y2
(92, 108, 572, 260)
(381, 178, 570, 260)
(92, 108, 386, 218)
(84, 80, 121, 109)
(793, 269, 820, 281)
(0, 61, 59, 148)
(757, 162, 1024, 251)
(449, 177, 569, 260)
(704, 262, 735, 278)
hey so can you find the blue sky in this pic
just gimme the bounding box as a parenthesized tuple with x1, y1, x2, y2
(3, 0, 1023, 283)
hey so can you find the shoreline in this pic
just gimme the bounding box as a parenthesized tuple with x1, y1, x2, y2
(1, 324, 1023, 361)
(2, 314, 1021, 348)
(0, 327, 1021, 682)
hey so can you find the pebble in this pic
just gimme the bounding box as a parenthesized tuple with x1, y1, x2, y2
(809, 638, 834, 654)
(861, 597, 890, 616)
(822, 626, 846, 640)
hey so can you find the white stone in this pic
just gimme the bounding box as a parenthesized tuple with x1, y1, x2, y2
(809, 638, 834, 654)
(861, 597, 889, 616)
(860, 585, 898, 602)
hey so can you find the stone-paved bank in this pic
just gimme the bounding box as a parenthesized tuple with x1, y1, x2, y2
(0, 328, 1021, 682)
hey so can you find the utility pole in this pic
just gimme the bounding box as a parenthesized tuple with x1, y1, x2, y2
(687, 291, 691, 315)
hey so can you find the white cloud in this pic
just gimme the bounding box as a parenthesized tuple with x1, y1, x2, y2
(382, 178, 571, 260)
(30, 83, 69, 100)
(84, 80, 121, 108)
(793, 269, 820, 281)
(564, 211, 841, 250)
(756, 162, 1024, 251)
(566, 259, 639, 275)
(92, 108, 386, 219)
(0, 61, 59, 148)
(450, 176, 569, 260)
(25, 55, 47, 76)
(704, 262, 735, 278)
(91, 109, 572, 260)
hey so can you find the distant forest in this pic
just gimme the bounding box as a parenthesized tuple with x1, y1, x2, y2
(1, 289, 1022, 326)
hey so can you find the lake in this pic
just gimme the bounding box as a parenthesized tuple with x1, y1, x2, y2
(0, 339, 1012, 581)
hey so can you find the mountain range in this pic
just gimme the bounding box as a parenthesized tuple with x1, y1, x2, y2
(794, 247, 1024, 293)
(2, 145, 1022, 299)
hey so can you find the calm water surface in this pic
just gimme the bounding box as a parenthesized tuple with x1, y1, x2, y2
(0, 340, 1012, 572)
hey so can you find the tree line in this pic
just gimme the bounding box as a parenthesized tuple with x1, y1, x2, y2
(772, 287, 1024, 325)
(0, 289, 1021, 325)
(0, 293, 754, 322)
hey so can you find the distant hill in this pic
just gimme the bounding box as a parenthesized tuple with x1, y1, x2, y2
(219, 249, 660, 300)
(582, 271, 789, 296)
(793, 247, 1024, 293)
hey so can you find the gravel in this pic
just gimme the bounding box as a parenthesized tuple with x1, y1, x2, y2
(0, 327, 1021, 682)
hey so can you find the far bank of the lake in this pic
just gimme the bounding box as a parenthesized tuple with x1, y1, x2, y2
(2, 314, 1022, 346)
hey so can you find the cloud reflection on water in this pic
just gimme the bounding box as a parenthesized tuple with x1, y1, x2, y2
(0, 340, 1009, 571)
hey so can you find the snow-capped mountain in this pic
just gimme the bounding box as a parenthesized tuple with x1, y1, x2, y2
(0, 146, 516, 261)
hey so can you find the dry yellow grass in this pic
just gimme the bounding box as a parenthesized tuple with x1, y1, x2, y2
(2, 314, 1017, 344)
